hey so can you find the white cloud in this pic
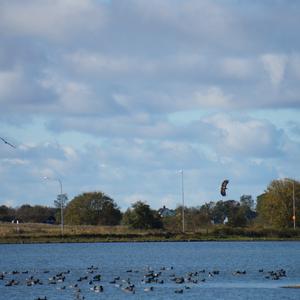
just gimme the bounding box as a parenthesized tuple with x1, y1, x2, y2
(0, 158, 29, 165)
(289, 53, 300, 79)
(261, 54, 287, 86)
(203, 114, 284, 157)
(66, 52, 133, 73)
(128, 0, 235, 43)
(0, 68, 22, 100)
(193, 86, 233, 108)
(0, 0, 107, 41)
(40, 71, 109, 115)
(63, 146, 78, 160)
(65, 51, 206, 76)
(221, 57, 254, 79)
(0, 67, 56, 114)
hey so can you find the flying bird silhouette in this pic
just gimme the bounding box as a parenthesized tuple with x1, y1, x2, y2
(0, 137, 16, 148)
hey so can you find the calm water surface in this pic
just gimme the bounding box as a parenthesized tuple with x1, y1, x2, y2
(0, 241, 300, 299)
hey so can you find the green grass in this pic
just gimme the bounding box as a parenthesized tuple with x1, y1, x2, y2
(1, 223, 300, 244)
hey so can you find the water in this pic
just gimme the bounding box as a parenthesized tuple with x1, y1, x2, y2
(0, 241, 300, 299)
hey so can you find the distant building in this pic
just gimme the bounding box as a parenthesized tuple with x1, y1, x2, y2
(158, 206, 176, 217)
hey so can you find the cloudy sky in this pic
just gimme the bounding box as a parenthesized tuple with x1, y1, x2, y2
(0, 0, 300, 210)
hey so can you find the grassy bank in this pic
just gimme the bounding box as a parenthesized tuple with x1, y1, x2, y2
(1, 223, 300, 244)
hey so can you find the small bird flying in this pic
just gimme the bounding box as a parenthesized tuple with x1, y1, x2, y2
(0, 137, 16, 148)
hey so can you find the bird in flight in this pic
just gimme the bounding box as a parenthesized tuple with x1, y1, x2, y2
(0, 137, 16, 148)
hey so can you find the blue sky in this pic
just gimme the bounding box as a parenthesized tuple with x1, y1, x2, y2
(1, 0, 300, 210)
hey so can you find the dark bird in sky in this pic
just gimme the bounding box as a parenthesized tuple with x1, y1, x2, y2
(0, 137, 16, 148)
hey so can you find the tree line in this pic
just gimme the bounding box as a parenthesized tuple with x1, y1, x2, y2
(0, 204, 56, 224)
(1, 178, 299, 231)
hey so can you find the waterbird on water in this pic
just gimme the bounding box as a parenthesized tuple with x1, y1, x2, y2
(90, 285, 104, 292)
(0, 264, 290, 298)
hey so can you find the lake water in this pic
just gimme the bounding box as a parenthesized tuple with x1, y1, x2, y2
(0, 241, 300, 299)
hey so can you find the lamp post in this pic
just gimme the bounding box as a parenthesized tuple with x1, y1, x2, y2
(179, 170, 185, 233)
(292, 180, 296, 230)
(287, 178, 296, 230)
(1, 136, 17, 231)
(44, 176, 64, 237)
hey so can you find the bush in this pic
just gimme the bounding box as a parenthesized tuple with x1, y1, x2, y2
(123, 201, 163, 230)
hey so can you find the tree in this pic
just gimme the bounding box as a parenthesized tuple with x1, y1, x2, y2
(0, 205, 16, 222)
(54, 194, 68, 224)
(15, 205, 56, 223)
(179, 204, 214, 232)
(227, 205, 247, 227)
(198, 202, 214, 228)
(256, 179, 300, 228)
(240, 195, 255, 210)
(211, 200, 250, 227)
(54, 194, 68, 210)
(211, 200, 239, 224)
(211, 201, 227, 224)
(64, 192, 122, 225)
(239, 195, 256, 224)
(123, 201, 163, 229)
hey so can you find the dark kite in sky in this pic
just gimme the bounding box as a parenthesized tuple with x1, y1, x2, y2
(220, 179, 229, 196)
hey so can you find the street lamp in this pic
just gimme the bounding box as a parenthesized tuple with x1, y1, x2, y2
(287, 178, 296, 230)
(292, 180, 296, 230)
(44, 176, 65, 237)
(179, 170, 185, 233)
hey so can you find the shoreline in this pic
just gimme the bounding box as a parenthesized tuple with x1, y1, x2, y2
(1, 235, 300, 244)
(1, 223, 300, 244)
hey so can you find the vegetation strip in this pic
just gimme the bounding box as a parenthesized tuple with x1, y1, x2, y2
(1, 179, 299, 242)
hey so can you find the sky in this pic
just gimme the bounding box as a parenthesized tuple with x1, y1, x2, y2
(1, 0, 300, 210)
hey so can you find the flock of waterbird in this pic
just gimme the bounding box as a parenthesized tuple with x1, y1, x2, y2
(0, 264, 289, 299)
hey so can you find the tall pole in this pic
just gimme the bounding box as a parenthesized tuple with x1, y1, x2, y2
(181, 170, 185, 233)
(293, 180, 296, 230)
(44, 177, 64, 237)
(57, 179, 64, 237)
